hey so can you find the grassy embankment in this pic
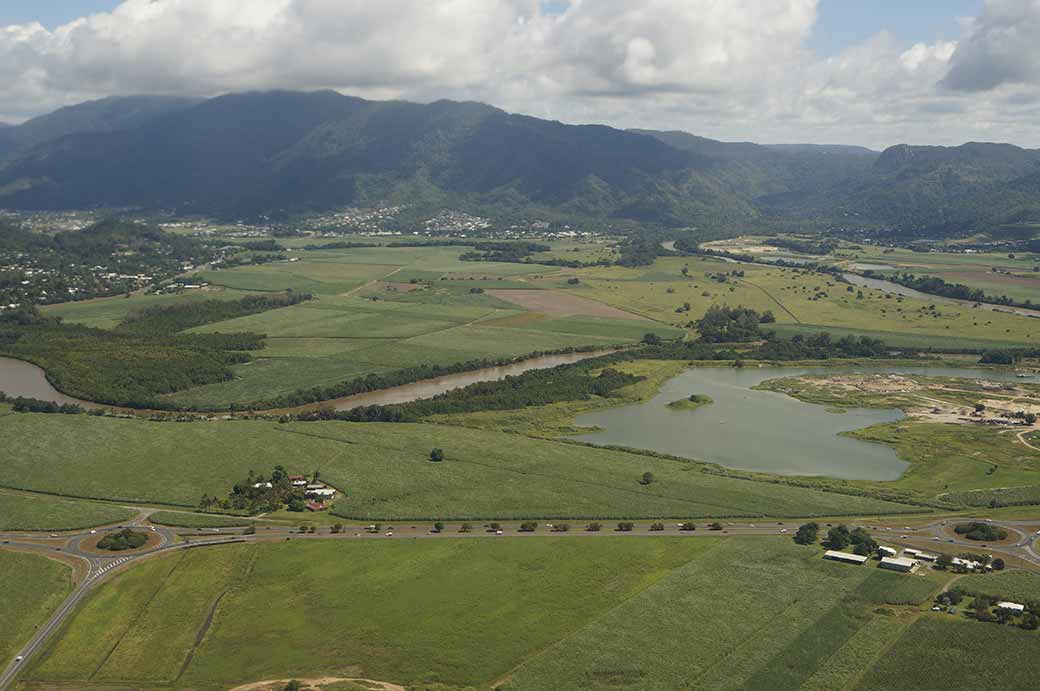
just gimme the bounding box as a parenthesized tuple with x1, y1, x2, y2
(147, 511, 253, 529)
(0, 405, 920, 520)
(28, 538, 714, 689)
(0, 551, 72, 665)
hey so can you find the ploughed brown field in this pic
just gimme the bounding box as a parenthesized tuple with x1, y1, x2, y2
(488, 289, 650, 320)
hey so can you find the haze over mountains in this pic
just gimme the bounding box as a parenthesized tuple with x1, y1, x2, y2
(1, 90, 1038, 235)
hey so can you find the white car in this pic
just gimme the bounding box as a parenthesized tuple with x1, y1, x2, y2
(90, 530, 97, 534)
(15, 655, 23, 663)
(779, 528, 788, 534)
(385, 531, 393, 536)
(495, 530, 504, 535)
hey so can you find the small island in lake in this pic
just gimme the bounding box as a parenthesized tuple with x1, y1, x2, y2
(666, 393, 714, 411)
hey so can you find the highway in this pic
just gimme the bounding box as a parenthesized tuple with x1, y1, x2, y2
(1, 514, 1038, 689)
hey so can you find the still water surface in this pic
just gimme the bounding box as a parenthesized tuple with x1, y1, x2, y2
(573, 365, 1032, 481)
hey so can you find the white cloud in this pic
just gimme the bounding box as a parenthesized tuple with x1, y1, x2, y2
(0, 0, 1038, 148)
(943, 0, 1040, 92)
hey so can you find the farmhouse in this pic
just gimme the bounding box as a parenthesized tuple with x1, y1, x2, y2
(879, 556, 918, 573)
(305, 501, 327, 512)
(306, 487, 337, 499)
(824, 550, 868, 565)
(997, 602, 1025, 612)
(952, 557, 983, 571)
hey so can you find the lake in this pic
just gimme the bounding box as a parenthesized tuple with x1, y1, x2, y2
(572, 365, 1032, 481)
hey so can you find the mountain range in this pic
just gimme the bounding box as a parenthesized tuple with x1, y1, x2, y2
(1, 90, 1038, 235)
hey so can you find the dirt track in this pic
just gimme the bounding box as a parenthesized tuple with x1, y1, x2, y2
(488, 289, 650, 320)
(229, 677, 406, 691)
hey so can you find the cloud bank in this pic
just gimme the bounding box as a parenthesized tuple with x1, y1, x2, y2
(1, 0, 1039, 148)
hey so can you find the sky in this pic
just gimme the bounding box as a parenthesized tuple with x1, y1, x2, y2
(1, 0, 1038, 149)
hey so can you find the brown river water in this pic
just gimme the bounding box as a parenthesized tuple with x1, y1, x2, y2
(0, 351, 613, 414)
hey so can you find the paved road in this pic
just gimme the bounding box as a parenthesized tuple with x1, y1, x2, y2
(1, 515, 1037, 689)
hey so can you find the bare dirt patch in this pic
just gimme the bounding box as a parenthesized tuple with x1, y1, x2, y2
(379, 282, 426, 293)
(487, 289, 650, 320)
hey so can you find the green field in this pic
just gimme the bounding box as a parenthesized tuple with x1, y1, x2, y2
(0, 411, 919, 519)
(956, 570, 1040, 603)
(0, 551, 71, 666)
(41, 286, 253, 330)
(502, 539, 941, 691)
(854, 616, 1040, 690)
(557, 255, 1039, 346)
(147, 511, 252, 529)
(37, 244, 682, 409)
(837, 244, 1040, 305)
(0, 490, 135, 531)
(28, 538, 715, 689)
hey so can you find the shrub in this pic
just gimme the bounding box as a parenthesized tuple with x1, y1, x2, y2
(519, 521, 538, 532)
(96, 528, 148, 551)
(429, 448, 445, 462)
(650, 522, 665, 532)
(586, 522, 602, 532)
(617, 522, 635, 532)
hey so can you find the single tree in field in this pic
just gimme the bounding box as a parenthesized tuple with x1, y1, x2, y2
(936, 553, 954, 570)
(992, 557, 1005, 570)
(430, 448, 444, 462)
(639, 471, 655, 485)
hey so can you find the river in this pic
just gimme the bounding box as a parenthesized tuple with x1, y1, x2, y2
(0, 357, 101, 408)
(572, 364, 1034, 481)
(0, 351, 615, 414)
(842, 272, 1040, 319)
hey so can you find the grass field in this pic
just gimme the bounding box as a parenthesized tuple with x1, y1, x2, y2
(102, 246, 678, 407)
(501, 539, 942, 691)
(29, 538, 716, 689)
(0, 490, 135, 531)
(147, 511, 252, 529)
(853, 616, 1040, 690)
(0, 411, 918, 518)
(837, 244, 1040, 305)
(955, 570, 1040, 603)
(554, 255, 1039, 346)
(846, 422, 1040, 499)
(40, 286, 253, 330)
(0, 551, 71, 666)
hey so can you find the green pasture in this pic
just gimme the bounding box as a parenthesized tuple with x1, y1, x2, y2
(0, 551, 71, 667)
(561, 256, 1040, 346)
(147, 511, 252, 529)
(854, 616, 1040, 690)
(0, 412, 916, 518)
(956, 570, 1040, 603)
(29, 538, 714, 689)
(502, 539, 941, 691)
(0, 490, 135, 531)
(40, 287, 252, 330)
